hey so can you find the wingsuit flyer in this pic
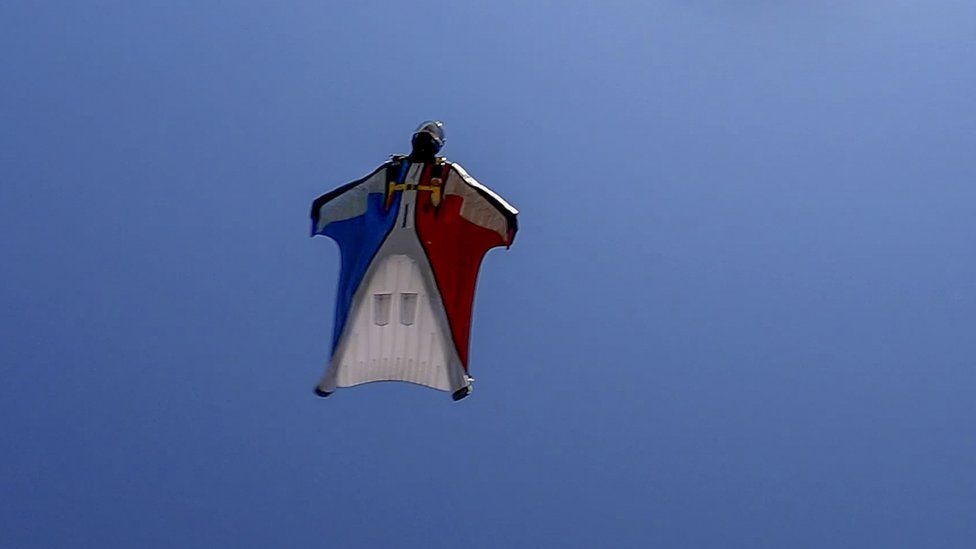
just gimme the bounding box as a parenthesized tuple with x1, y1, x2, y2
(310, 121, 518, 401)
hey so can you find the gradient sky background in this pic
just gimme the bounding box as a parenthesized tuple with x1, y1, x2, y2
(2, 2, 975, 547)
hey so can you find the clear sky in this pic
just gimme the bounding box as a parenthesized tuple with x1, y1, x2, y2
(2, 2, 974, 547)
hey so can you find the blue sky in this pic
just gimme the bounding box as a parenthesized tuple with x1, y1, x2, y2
(2, 1, 974, 547)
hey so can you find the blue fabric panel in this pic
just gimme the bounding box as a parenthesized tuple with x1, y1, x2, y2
(322, 192, 400, 351)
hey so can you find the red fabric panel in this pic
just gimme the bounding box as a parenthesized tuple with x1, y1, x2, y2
(415, 188, 505, 370)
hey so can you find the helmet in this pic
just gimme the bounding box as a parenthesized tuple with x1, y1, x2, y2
(412, 120, 446, 151)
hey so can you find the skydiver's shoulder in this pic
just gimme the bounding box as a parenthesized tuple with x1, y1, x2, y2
(440, 159, 479, 182)
(439, 158, 477, 183)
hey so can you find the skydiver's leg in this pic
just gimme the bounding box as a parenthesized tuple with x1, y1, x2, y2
(451, 376, 474, 401)
(314, 360, 340, 398)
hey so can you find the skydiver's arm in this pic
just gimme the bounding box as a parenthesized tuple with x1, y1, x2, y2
(446, 163, 519, 246)
(310, 162, 391, 236)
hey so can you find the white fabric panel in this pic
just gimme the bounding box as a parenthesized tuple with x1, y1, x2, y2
(326, 253, 458, 390)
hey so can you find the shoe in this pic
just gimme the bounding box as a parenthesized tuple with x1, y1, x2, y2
(452, 386, 472, 401)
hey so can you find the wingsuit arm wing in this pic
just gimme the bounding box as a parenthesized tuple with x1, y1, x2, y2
(310, 162, 391, 236)
(444, 163, 519, 247)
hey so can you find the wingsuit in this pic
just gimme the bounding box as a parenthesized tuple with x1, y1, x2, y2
(310, 121, 518, 400)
